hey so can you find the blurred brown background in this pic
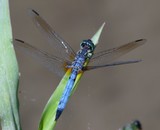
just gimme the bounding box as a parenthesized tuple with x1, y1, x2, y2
(10, 0, 159, 130)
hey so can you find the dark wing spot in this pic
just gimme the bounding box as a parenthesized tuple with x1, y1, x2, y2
(135, 39, 144, 42)
(32, 9, 39, 16)
(15, 39, 25, 43)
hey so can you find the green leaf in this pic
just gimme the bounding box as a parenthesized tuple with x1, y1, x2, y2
(0, 0, 21, 130)
(39, 69, 84, 130)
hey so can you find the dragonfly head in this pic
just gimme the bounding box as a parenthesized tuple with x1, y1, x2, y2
(80, 39, 95, 57)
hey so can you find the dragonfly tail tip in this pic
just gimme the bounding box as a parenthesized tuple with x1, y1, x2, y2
(55, 109, 63, 121)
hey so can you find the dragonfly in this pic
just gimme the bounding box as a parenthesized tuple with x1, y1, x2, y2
(119, 120, 142, 130)
(14, 9, 146, 121)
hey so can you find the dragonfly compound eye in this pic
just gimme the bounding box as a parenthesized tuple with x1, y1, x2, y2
(80, 41, 86, 48)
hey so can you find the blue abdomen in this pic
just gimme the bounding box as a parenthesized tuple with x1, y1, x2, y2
(55, 71, 77, 120)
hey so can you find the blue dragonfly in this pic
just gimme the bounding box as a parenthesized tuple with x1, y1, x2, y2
(14, 9, 146, 121)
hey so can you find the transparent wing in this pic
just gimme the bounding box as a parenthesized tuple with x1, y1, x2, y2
(29, 9, 76, 61)
(84, 59, 142, 71)
(14, 39, 72, 77)
(89, 39, 146, 66)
